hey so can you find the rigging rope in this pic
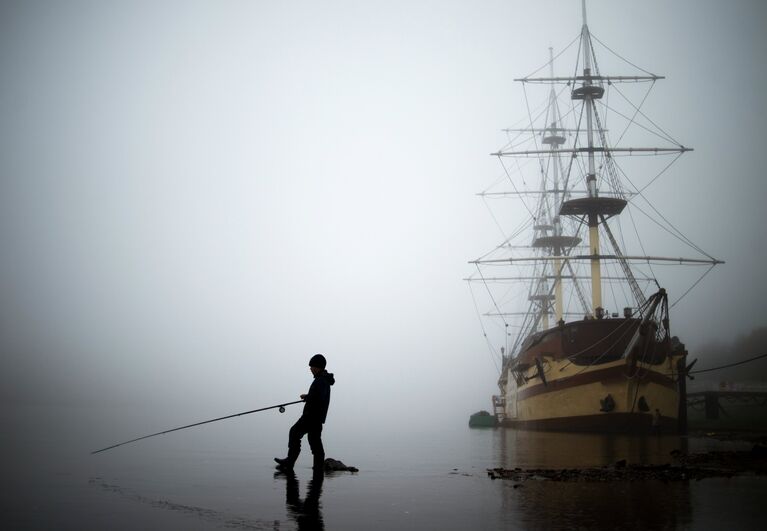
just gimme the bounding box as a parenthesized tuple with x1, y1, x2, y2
(604, 84, 681, 146)
(624, 194, 716, 260)
(468, 281, 502, 374)
(689, 353, 767, 375)
(556, 292, 660, 375)
(498, 157, 536, 219)
(669, 264, 717, 309)
(600, 215, 646, 308)
(519, 33, 582, 80)
(475, 263, 509, 330)
(610, 83, 683, 147)
(481, 195, 511, 244)
(591, 97, 626, 197)
(633, 153, 683, 195)
(589, 31, 657, 77)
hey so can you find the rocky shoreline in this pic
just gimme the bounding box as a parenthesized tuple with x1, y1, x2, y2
(487, 444, 767, 482)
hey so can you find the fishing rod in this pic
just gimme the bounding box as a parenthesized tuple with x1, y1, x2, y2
(91, 399, 304, 455)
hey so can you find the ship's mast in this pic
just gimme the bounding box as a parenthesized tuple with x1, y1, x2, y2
(527, 47, 582, 331)
(548, 47, 564, 323)
(518, 45, 589, 332)
(581, 0, 602, 315)
(471, 0, 722, 350)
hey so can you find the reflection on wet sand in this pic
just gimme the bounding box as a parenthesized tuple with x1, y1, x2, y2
(277, 470, 325, 531)
(493, 429, 692, 530)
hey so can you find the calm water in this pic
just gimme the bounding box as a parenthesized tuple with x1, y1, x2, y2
(3, 405, 766, 530)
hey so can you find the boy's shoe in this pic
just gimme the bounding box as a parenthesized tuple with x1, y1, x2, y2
(274, 457, 293, 470)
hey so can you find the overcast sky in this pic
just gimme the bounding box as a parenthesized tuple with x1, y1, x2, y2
(1, 0, 766, 437)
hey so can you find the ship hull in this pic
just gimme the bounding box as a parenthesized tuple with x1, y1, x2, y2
(499, 317, 685, 434)
(500, 412, 677, 433)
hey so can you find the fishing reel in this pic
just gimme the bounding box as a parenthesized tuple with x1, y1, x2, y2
(279, 406, 285, 413)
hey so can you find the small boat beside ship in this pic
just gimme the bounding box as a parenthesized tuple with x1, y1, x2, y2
(469, 410, 498, 428)
(468, 3, 722, 433)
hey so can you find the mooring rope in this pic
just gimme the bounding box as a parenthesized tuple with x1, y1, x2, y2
(688, 353, 767, 375)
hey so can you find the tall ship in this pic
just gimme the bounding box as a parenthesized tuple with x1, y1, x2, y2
(468, 3, 722, 433)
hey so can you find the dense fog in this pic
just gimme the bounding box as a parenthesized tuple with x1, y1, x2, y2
(1, 0, 766, 463)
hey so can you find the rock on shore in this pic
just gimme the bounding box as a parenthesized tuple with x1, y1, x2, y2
(487, 445, 767, 482)
(324, 458, 359, 473)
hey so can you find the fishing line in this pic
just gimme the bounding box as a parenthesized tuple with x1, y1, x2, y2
(91, 399, 304, 455)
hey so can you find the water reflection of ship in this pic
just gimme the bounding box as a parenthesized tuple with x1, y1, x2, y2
(494, 430, 693, 529)
(501, 474, 693, 530)
(494, 427, 688, 470)
(468, 1, 722, 433)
